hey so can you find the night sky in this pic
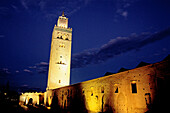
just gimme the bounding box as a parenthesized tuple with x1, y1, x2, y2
(0, 0, 170, 92)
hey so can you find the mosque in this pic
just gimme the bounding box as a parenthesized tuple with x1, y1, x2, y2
(19, 12, 170, 113)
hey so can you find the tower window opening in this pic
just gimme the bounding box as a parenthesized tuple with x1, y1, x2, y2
(60, 36, 63, 39)
(131, 82, 137, 93)
(59, 44, 65, 48)
(115, 87, 118, 93)
(56, 61, 66, 65)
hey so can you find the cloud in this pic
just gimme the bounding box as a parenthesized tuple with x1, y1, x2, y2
(36, 62, 48, 74)
(28, 66, 37, 69)
(71, 28, 170, 68)
(28, 62, 49, 74)
(23, 62, 49, 75)
(114, 0, 141, 20)
(37, 62, 48, 67)
(15, 70, 20, 73)
(116, 8, 128, 18)
(121, 11, 128, 18)
(37, 67, 48, 74)
(23, 69, 32, 73)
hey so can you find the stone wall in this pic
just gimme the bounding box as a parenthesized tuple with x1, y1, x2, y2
(44, 59, 169, 113)
(19, 92, 44, 106)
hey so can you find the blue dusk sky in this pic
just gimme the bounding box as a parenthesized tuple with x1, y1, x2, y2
(0, 0, 170, 92)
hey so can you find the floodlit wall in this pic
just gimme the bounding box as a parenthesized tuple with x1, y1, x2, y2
(45, 59, 169, 113)
(19, 92, 44, 105)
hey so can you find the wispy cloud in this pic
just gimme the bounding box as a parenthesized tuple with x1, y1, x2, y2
(15, 70, 20, 73)
(28, 66, 36, 69)
(71, 28, 170, 68)
(37, 67, 48, 74)
(23, 69, 32, 73)
(25, 62, 49, 74)
(114, 0, 141, 20)
(37, 62, 48, 66)
(121, 11, 128, 18)
(116, 8, 128, 18)
(36, 62, 49, 74)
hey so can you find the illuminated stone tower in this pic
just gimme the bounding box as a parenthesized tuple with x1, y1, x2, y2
(47, 12, 72, 90)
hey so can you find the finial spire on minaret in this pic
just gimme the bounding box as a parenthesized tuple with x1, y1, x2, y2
(62, 11, 65, 17)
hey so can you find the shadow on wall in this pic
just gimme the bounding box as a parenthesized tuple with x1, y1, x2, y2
(50, 84, 88, 113)
(50, 84, 116, 113)
(69, 85, 88, 113)
(146, 75, 170, 113)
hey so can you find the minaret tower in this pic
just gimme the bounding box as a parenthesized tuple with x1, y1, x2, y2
(47, 12, 72, 90)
